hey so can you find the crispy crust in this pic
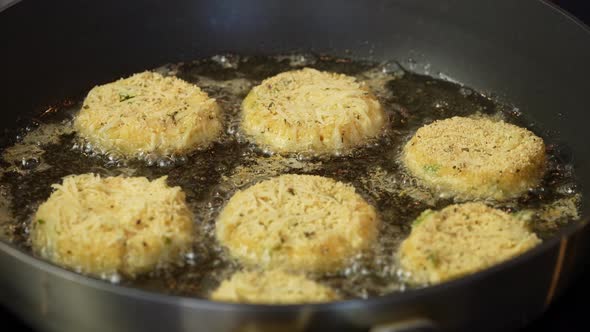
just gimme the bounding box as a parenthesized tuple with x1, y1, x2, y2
(241, 68, 385, 155)
(210, 269, 340, 304)
(31, 174, 194, 278)
(398, 202, 541, 284)
(74, 71, 222, 157)
(402, 116, 546, 201)
(215, 174, 379, 273)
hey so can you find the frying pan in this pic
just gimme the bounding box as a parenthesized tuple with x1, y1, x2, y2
(1, 0, 589, 331)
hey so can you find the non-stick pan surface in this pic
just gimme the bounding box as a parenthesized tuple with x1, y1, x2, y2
(1, 1, 589, 331)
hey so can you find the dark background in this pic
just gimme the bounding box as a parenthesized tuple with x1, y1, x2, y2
(517, 2, 590, 330)
(1, 0, 590, 331)
(525, 4, 590, 332)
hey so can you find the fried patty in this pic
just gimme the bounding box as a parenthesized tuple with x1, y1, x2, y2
(215, 174, 379, 273)
(31, 174, 194, 279)
(210, 269, 340, 304)
(402, 116, 546, 201)
(74, 71, 222, 157)
(241, 68, 385, 155)
(397, 202, 541, 284)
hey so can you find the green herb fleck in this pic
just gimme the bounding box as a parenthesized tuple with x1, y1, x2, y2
(511, 210, 534, 223)
(37, 219, 45, 225)
(427, 252, 440, 267)
(423, 164, 441, 174)
(164, 237, 172, 245)
(118, 92, 135, 102)
(412, 209, 433, 227)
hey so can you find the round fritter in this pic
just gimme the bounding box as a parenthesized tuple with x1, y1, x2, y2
(30, 174, 194, 279)
(215, 174, 379, 273)
(402, 116, 546, 201)
(74, 71, 222, 157)
(398, 202, 541, 284)
(241, 68, 386, 155)
(210, 269, 340, 304)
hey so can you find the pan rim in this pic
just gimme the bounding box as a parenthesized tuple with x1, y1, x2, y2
(539, 0, 590, 35)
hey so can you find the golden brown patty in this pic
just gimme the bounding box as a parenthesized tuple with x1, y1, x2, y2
(210, 269, 340, 304)
(397, 202, 541, 284)
(215, 174, 379, 272)
(74, 71, 222, 157)
(402, 116, 546, 201)
(31, 174, 194, 278)
(241, 68, 385, 155)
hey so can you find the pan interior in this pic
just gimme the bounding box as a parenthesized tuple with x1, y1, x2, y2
(0, 54, 581, 300)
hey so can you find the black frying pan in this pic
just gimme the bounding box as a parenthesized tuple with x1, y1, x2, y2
(0, 1, 589, 331)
